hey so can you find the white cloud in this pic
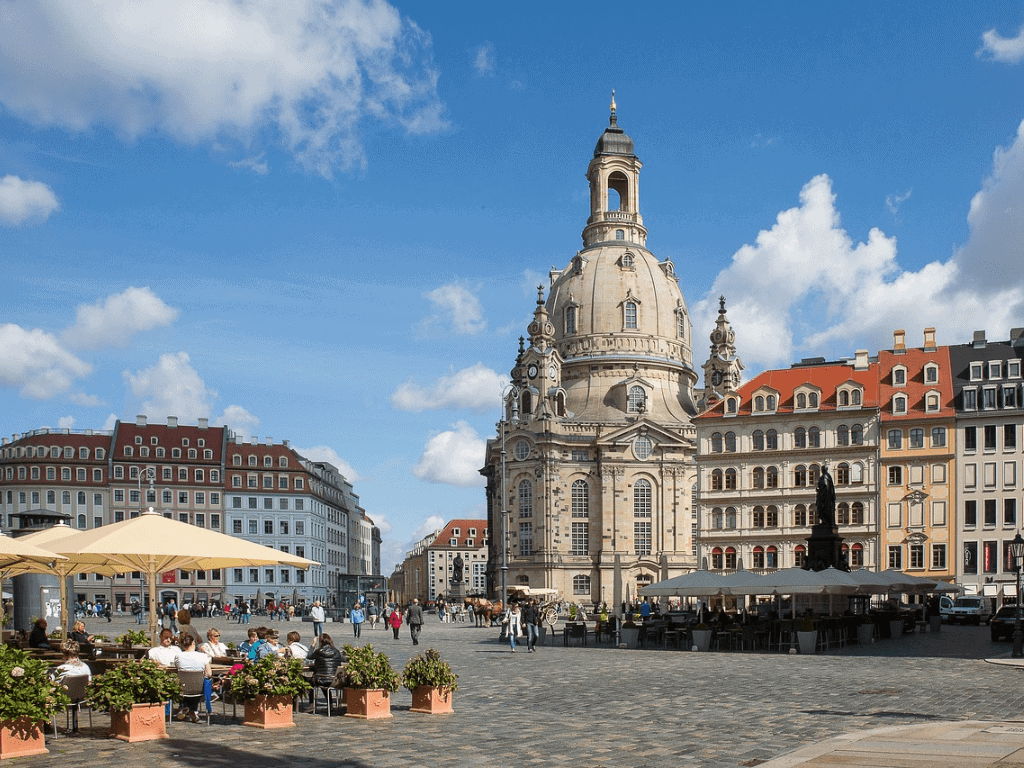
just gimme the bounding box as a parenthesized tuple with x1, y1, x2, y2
(0, 175, 59, 226)
(521, 270, 547, 297)
(124, 351, 214, 422)
(410, 514, 446, 543)
(419, 283, 486, 336)
(228, 154, 269, 175)
(293, 444, 362, 484)
(412, 421, 486, 487)
(473, 42, 495, 77)
(0, 0, 448, 178)
(69, 392, 103, 407)
(979, 26, 1024, 64)
(63, 286, 179, 350)
(0, 324, 91, 398)
(885, 188, 912, 218)
(697, 124, 1024, 371)
(101, 413, 118, 431)
(215, 405, 260, 435)
(58, 415, 75, 430)
(391, 363, 505, 413)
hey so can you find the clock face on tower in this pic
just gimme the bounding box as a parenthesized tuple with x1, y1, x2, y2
(527, 364, 538, 379)
(712, 371, 723, 386)
(549, 365, 556, 380)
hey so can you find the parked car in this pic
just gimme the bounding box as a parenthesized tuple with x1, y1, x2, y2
(943, 595, 991, 625)
(990, 605, 1022, 641)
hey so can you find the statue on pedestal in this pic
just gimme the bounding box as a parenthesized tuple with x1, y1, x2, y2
(815, 463, 836, 529)
(452, 554, 464, 583)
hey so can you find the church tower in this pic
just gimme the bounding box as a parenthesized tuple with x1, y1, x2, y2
(700, 296, 744, 405)
(482, 98, 702, 606)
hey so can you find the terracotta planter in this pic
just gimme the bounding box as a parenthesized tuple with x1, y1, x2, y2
(344, 688, 392, 720)
(797, 630, 817, 655)
(0, 718, 47, 759)
(243, 695, 295, 729)
(110, 703, 169, 743)
(410, 686, 453, 714)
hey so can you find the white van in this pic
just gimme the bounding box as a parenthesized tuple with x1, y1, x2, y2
(941, 595, 991, 625)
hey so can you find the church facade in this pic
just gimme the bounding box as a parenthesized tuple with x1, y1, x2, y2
(480, 100, 734, 605)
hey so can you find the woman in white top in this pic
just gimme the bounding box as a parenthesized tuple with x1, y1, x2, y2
(505, 603, 523, 652)
(53, 639, 92, 681)
(200, 628, 228, 658)
(285, 630, 308, 660)
(175, 635, 211, 723)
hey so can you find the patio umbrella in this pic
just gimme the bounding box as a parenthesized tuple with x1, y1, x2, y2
(41, 510, 317, 642)
(292, 588, 300, 607)
(0, 534, 68, 630)
(639, 569, 728, 598)
(612, 554, 622, 617)
(255, 589, 264, 610)
(718, 569, 771, 596)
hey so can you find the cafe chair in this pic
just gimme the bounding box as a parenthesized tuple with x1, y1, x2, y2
(309, 676, 343, 716)
(177, 670, 212, 725)
(55, 675, 94, 735)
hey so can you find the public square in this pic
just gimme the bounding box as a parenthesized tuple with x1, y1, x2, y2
(35, 612, 1024, 768)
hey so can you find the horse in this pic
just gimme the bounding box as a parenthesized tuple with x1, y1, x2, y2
(465, 598, 504, 627)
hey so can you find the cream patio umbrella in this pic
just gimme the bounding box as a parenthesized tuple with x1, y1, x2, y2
(41, 510, 318, 643)
(0, 534, 69, 630)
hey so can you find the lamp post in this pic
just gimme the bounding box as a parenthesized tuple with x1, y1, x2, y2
(137, 467, 155, 613)
(1011, 533, 1024, 658)
(498, 385, 519, 614)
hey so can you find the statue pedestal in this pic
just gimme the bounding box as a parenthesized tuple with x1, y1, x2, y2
(805, 523, 846, 571)
(448, 581, 466, 603)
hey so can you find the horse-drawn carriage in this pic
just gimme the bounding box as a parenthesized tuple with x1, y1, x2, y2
(464, 587, 560, 627)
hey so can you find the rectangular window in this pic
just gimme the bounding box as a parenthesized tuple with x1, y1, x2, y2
(295, 499, 304, 510)
(248, 519, 257, 535)
(931, 500, 946, 526)
(195, 492, 205, 505)
(278, 476, 288, 489)
(932, 463, 946, 483)
(233, 568, 243, 583)
(888, 466, 902, 485)
(910, 464, 924, 485)
(518, 522, 532, 556)
(985, 498, 998, 527)
(265, 568, 274, 583)
(985, 462, 997, 487)
(964, 541, 978, 574)
(571, 521, 589, 555)
(909, 428, 924, 448)
(249, 568, 258, 583)
(195, 513, 205, 528)
(1006, 424, 1017, 449)
(129, 490, 140, 504)
(931, 544, 946, 570)
(965, 464, 977, 488)
(1005, 498, 1017, 527)
(971, 363, 984, 381)
(210, 494, 219, 506)
(964, 389, 978, 410)
(1005, 387, 1018, 409)
(965, 425, 977, 450)
(295, 521, 304, 535)
(1011, 361, 1022, 378)
(264, 520, 273, 534)
(279, 498, 289, 510)
(233, 519, 242, 534)
(295, 546, 304, 558)
(232, 496, 242, 509)
(247, 497, 257, 509)
(985, 424, 998, 450)
(887, 502, 902, 527)
(178, 491, 188, 504)
(263, 475, 273, 489)
(1005, 462, 1017, 487)
(178, 513, 189, 524)
(114, 510, 124, 522)
(633, 521, 651, 556)
(113, 489, 124, 502)
(178, 468, 187, 480)
(965, 500, 977, 527)
(887, 430, 902, 450)
(888, 546, 902, 570)
(990, 361, 1002, 379)
(909, 544, 924, 569)
(263, 497, 273, 510)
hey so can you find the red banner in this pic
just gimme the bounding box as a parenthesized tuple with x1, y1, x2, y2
(161, 571, 176, 584)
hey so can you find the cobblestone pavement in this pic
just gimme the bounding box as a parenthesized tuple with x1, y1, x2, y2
(35, 614, 1024, 768)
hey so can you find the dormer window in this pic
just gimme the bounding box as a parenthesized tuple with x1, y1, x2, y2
(565, 305, 577, 335)
(1010, 361, 1021, 378)
(926, 392, 940, 412)
(970, 363, 983, 381)
(624, 301, 637, 329)
(990, 361, 1002, 379)
(134, 436, 143, 445)
(796, 393, 806, 409)
(893, 395, 907, 414)
(627, 386, 647, 414)
(893, 366, 907, 386)
(621, 253, 634, 269)
(725, 397, 738, 414)
(809, 392, 818, 407)
(755, 396, 764, 411)
(766, 395, 776, 410)
(924, 364, 938, 384)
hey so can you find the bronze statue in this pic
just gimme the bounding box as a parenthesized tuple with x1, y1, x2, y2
(816, 463, 836, 528)
(452, 553, 464, 583)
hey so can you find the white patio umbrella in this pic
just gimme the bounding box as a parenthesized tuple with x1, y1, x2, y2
(845, 569, 899, 594)
(0, 534, 69, 629)
(39, 510, 319, 643)
(639, 569, 728, 598)
(718, 569, 771, 596)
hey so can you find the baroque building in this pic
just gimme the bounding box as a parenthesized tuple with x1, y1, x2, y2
(481, 99, 703, 604)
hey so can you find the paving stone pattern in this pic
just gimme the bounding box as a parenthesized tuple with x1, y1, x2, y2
(40, 615, 1024, 768)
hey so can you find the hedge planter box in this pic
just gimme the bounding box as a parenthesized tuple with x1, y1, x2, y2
(410, 686, 453, 715)
(691, 629, 713, 652)
(110, 703, 169, 743)
(243, 695, 295, 729)
(797, 630, 817, 655)
(0, 718, 47, 759)
(344, 689, 392, 720)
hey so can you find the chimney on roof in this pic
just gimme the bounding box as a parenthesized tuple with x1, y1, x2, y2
(283, 440, 290, 448)
(973, 330, 987, 348)
(1011, 328, 1024, 348)
(167, 416, 178, 428)
(893, 330, 906, 354)
(250, 437, 258, 445)
(235, 435, 243, 445)
(923, 327, 936, 352)
(1, 438, 7, 446)
(265, 437, 273, 445)
(136, 415, 147, 426)
(198, 418, 209, 429)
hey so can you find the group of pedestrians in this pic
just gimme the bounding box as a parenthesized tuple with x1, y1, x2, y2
(503, 600, 541, 652)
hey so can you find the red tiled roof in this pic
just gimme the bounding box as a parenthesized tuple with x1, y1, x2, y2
(878, 347, 954, 420)
(430, 519, 488, 549)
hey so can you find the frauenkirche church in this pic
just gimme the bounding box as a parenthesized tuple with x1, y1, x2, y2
(481, 97, 741, 603)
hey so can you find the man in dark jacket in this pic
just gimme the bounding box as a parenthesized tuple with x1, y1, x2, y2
(522, 600, 540, 652)
(405, 599, 424, 645)
(304, 633, 344, 713)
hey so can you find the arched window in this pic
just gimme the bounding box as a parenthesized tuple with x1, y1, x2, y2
(77, 514, 86, 529)
(46, 490, 55, 504)
(724, 468, 737, 490)
(634, 479, 652, 518)
(61, 491, 70, 505)
(851, 502, 864, 525)
(725, 507, 737, 529)
(849, 542, 864, 568)
(837, 502, 850, 525)
(808, 464, 820, 484)
(628, 386, 647, 414)
(765, 466, 779, 488)
(724, 546, 737, 569)
(766, 505, 778, 527)
(765, 429, 778, 450)
(752, 467, 765, 488)
(753, 506, 765, 527)
(711, 469, 723, 490)
(518, 479, 533, 518)
(796, 393, 806, 409)
(808, 426, 820, 448)
(572, 575, 591, 595)
(837, 425, 849, 446)
(522, 390, 533, 415)
(851, 424, 864, 445)
(712, 508, 724, 529)
(794, 545, 806, 568)
(766, 395, 776, 410)
(836, 463, 850, 485)
(571, 480, 589, 518)
(766, 545, 778, 568)
(753, 430, 765, 451)
(755, 396, 765, 411)
(711, 547, 723, 570)
(711, 432, 723, 453)
(839, 390, 849, 406)
(77, 491, 86, 505)
(565, 305, 577, 335)
(794, 465, 807, 487)
(794, 504, 807, 527)
(724, 432, 736, 452)
(624, 301, 638, 329)
(794, 427, 806, 449)
(752, 546, 765, 568)
(808, 504, 818, 526)
(809, 392, 818, 407)
(622, 253, 634, 268)
(615, 229, 625, 240)
(726, 398, 737, 414)
(852, 389, 862, 405)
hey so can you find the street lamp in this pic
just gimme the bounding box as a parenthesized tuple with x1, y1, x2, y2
(137, 467, 155, 612)
(1011, 533, 1024, 659)
(498, 385, 519, 614)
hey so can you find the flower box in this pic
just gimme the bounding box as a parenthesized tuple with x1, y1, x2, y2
(344, 689, 392, 720)
(410, 686, 453, 714)
(110, 703, 168, 743)
(243, 694, 295, 729)
(0, 718, 47, 759)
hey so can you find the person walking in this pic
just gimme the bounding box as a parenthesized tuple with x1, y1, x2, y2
(165, 599, 178, 633)
(350, 602, 365, 639)
(405, 598, 424, 645)
(310, 600, 325, 637)
(505, 602, 523, 652)
(368, 600, 379, 630)
(389, 606, 403, 639)
(522, 600, 540, 652)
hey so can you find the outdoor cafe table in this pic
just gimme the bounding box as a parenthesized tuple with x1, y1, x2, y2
(93, 643, 149, 659)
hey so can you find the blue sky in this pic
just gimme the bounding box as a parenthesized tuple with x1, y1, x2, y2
(2, 2, 1024, 573)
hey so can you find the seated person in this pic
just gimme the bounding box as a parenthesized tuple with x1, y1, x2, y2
(285, 631, 308, 660)
(148, 628, 181, 667)
(238, 628, 258, 656)
(28, 618, 51, 649)
(256, 628, 281, 660)
(53, 639, 92, 681)
(175, 634, 212, 723)
(303, 633, 344, 713)
(176, 609, 204, 649)
(247, 627, 270, 660)
(70, 620, 94, 645)
(200, 628, 227, 658)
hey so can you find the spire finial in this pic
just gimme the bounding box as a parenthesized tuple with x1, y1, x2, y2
(536, 284, 544, 306)
(609, 89, 617, 126)
(719, 295, 727, 313)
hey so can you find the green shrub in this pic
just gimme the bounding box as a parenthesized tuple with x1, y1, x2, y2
(341, 644, 399, 692)
(86, 658, 181, 712)
(401, 649, 458, 692)
(0, 646, 70, 722)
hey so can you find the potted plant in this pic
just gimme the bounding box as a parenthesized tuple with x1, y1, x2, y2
(620, 616, 640, 649)
(797, 616, 818, 655)
(857, 615, 875, 645)
(0, 646, 69, 758)
(229, 655, 309, 729)
(117, 629, 149, 648)
(691, 622, 713, 652)
(401, 648, 458, 714)
(341, 644, 399, 720)
(86, 658, 181, 742)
